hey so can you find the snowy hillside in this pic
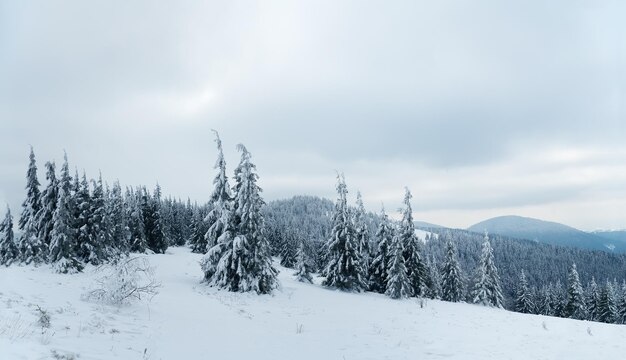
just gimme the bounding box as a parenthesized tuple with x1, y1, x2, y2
(2, 247, 625, 360)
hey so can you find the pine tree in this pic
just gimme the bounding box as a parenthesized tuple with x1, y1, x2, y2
(385, 232, 412, 299)
(88, 175, 109, 263)
(0, 206, 18, 266)
(204, 130, 232, 253)
(586, 277, 601, 321)
(598, 280, 617, 323)
(399, 188, 428, 297)
(551, 281, 566, 317)
(515, 269, 534, 313)
(189, 205, 209, 253)
(48, 158, 83, 274)
(537, 285, 553, 316)
(202, 144, 277, 294)
(108, 181, 130, 254)
(354, 191, 371, 278)
(294, 242, 313, 283)
(36, 161, 58, 253)
(425, 255, 442, 299)
(471, 233, 504, 308)
(563, 263, 587, 320)
(279, 229, 299, 268)
(322, 174, 366, 292)
(75, 172, 94, 262)
(145, 184, 168, 254)
(126, 187, 147, 253)
(441, 237, 464, 302)
(616, 281, 626, 324)
(18, 147, 45, 264)
(368, 206, 394, 293)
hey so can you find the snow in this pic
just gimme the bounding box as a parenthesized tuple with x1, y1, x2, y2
(2, 247, 626, 359)
(415, 229, 437, 243)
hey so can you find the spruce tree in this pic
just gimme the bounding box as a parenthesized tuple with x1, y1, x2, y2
(515, 269, 534, 313)
(75, 172, 97, 262)
(425, 255, 442, 299)
(471, 233, 504, 308)
(204, 130, 232, 253)
(0, 206, 18, 266)
(126, 187, 147, 253)
(586, 277, 601, 321)
(145, 184, 168, 254)
(36, 161, 58, 253)
(279, 229, 299, 268)
(49, 163, 83, 273)
(385, 232, 412, 299)
(18, 147, 45, 264)
(616, 281, 626, 324)
(189, 205, 209, 253)
(368, 206, 394, 293)
(441, 237, 464, 302)
(88, 175, 109, 263)
(322, 174, 366, 292)
(108, 181, 130, 254)
(399, 188, 428, 297)
(551, 281, 566, 317)
(598, 280, 617, 323)
(537, 285, 553, 316)
(202, 144, 277, 294)
(354, 191, 371, 276)
(563, 263, 587, 320)
(294, 242, 313, 283)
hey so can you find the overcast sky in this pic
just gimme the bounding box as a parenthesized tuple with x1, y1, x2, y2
(1, 0, 624, 231)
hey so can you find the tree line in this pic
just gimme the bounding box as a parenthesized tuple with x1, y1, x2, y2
(0, 147, 200, 272)
(3, 136, 626, 325)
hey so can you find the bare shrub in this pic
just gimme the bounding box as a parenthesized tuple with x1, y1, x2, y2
(82, 257, 160, 306)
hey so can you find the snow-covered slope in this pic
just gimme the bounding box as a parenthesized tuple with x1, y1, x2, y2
(2, 247, 625, 360)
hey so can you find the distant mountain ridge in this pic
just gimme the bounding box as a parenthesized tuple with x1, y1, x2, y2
(468, 215, 626, 253)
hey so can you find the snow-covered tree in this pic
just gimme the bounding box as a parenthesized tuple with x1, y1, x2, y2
(89, 175, 109, 263)
(322, 174, 367, 292)
(563, 263, 586, 320)
(17, 147, 45, 264)
(294, 242, 313, 283)
(536, 285, 553, 316)
(616, 281, 626, 324)
(75, 172, 94, 262)
(144, 184, 168, 254)
(36, 161, 58, 253)
(0, 206, 18, 266)
(189, 205, 209, 253)
(368, 206, 394, 293)
(202, 144, 277, 294)
(385, 231, 412, 299)
(48, 158, 83, 273)
(515, 269, 534, 313)
(399, 188, 428, 297)
(440, 237, 464, 302)
(354, 191, 371, 276)
(425, 255, 442, 299)
(204, 130, 232, 253)
(108, 181, 130, 254)
(471, 233, 504, 308)
(126, 187, 147, 253)
(585, 277, 601, 321)
(598, 280, 617, 323)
